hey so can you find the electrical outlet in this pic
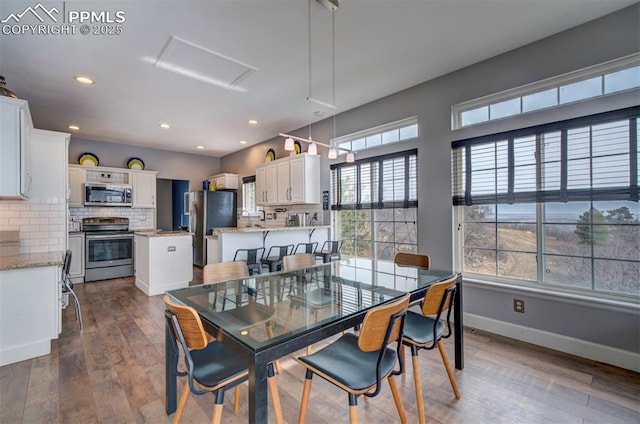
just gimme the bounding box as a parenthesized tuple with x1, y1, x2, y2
(513, 298, 525, 313)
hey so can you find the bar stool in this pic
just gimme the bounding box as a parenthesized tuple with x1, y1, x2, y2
(233, 247, 265, 275)
(261, 244, 294, 272)
(293, 242, 318, 255)
(314, 240, 343, 263)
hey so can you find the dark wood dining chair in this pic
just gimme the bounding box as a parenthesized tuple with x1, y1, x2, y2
(394, 251, 430, 268)
(401, 276, 460, 424)
(164, 295, 283, 424)
(296, 293, 411, 423)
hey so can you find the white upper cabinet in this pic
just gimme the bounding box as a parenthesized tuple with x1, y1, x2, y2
(265, 164, 278, 205)
(0, 97, 32, 199)
(256, 163, 278, 206)
(132, 170, 157, 208)
(255, 166, 266, 205)
(256, 153, 320, 205)
(68, 166, 86, 207)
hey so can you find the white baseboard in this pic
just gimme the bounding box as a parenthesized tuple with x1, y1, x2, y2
(0, 340, 51, 367)
(464, 313, 640, 373)
(135, 278, 189, 296)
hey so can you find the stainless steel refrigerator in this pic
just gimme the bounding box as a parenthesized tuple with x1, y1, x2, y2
(187, 190, 237, 266)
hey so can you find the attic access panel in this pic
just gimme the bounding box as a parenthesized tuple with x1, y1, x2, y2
(154, 36, 256, 91)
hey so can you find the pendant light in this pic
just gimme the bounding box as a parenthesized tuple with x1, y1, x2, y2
(308, 138, 318, 154)
(284, 136, 295, 151)
(281, 1, 353, 161)
(327, 144, 338, 159)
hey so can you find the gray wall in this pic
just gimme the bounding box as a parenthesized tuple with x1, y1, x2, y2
(156, 178, 173, 231)
(69, 137, 221, 191)
(220, 5, 640, 354)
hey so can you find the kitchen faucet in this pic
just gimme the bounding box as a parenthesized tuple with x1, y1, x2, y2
(241, 209, 253, 227)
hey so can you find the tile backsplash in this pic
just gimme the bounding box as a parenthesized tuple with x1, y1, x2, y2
(237, 204, 324, 227)
(69, 206, 155, 230)
(0, 197, 66, 254)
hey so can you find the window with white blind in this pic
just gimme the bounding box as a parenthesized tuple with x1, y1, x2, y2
(331, 149, 418, 264)
(452, 107, 639, 298)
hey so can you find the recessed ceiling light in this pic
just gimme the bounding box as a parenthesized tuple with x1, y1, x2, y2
(159, 123, 171, 129)
(239, 140, 247, 145)
(248, 120, 258, 125)
(67, 125, 80, 131)
(74, 76, 94, 84)
(196, 145, 205, 150)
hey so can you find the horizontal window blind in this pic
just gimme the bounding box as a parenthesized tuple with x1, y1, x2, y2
(452, 107, 639, 206)
(331, 149, 417, 210)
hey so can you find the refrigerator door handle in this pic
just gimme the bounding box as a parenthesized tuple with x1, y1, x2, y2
(189, 202, 197, 233)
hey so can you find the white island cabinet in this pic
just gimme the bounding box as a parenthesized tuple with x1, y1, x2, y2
(134, 231, 193, 296)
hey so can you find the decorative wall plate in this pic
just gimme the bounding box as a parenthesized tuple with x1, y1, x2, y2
(78, 152, 99, 166)
(127, 157, 145, 170)
(266, 148, 276, 161)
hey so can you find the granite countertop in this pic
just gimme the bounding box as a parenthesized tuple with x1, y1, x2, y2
(211, 225, 330, 234)
(0, 252, 65, 271)
(135, 230, 193, 238)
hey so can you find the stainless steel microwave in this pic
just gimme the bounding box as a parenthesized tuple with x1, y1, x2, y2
(84, 183, 133, 207)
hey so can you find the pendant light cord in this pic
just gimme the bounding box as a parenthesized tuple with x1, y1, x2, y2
(332, 10, 336, 142)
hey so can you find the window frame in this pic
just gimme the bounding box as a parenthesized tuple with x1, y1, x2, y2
(452, 53, 640, 130)
(332, 116, 418, 154)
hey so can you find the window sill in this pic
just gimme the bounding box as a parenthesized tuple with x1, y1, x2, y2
(462, 276, 640, 314)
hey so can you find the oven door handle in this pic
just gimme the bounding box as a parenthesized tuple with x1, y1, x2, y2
(86, 234, 134, 240)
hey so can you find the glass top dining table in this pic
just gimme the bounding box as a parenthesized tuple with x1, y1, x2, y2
(164, 258, 463, 424)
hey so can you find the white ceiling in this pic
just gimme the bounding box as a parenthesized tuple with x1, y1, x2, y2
(0, 0, 635, 157)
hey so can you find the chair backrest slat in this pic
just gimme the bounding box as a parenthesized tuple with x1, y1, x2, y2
(203, 261, 249, 283)
(283, 253, 315, 272)
(421, 276, 457, 316)
(358, 294, 410, 352)
(164, 295, 209, 350)
(394, 252, 430, 268)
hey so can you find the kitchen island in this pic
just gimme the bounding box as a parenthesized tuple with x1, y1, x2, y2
(206, 225, 330, 264)
(0, 252, 63, 366)
(134, 231, 193, 296)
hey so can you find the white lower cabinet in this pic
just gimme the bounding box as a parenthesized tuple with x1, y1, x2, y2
(0, 265, 60, 366)
(68, 232, 85, 283)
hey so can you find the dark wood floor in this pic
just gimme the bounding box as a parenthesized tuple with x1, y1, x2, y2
(1, 271, 639, 423)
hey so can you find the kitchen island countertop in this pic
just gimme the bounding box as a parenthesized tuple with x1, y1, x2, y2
(135, 230, 193, 238)
(208, 225, 330, 236)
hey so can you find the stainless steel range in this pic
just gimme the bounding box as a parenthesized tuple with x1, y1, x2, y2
(82, 217, 134, 282)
